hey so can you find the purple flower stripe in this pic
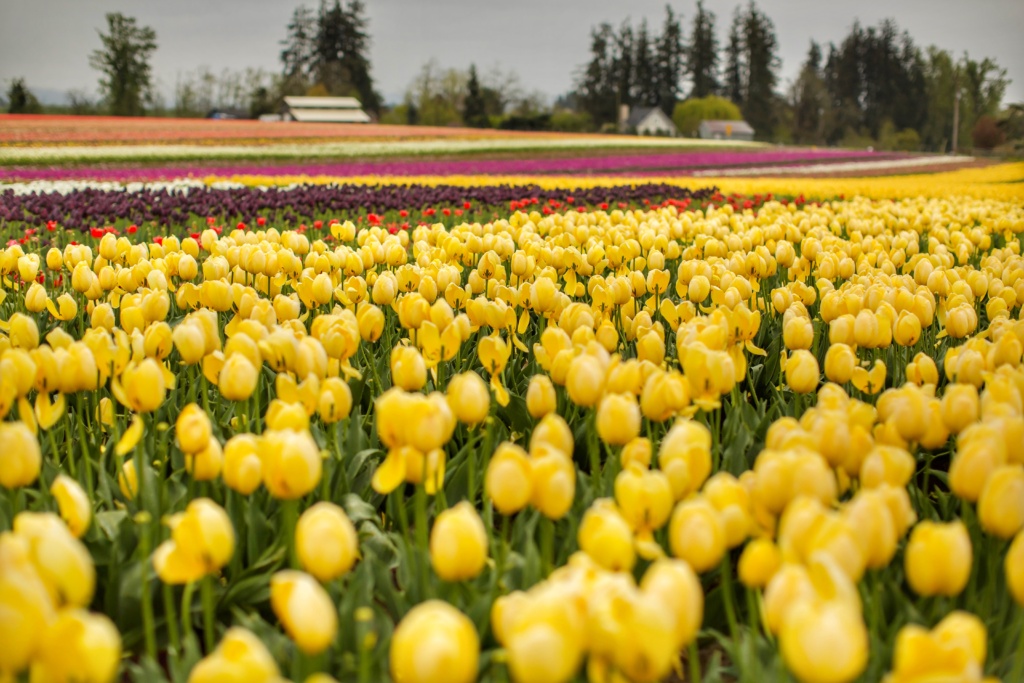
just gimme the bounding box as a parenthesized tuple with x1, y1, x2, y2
(0, 149, 898, 182)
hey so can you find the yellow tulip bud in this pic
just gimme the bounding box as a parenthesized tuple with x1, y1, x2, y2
(390, 345, 426, 391)
(669, 498, 726, 573)
(578, 499, 636, 572)
(486, 442, 533, 515)
(118, 460, 138, 500)
(658, 420, 712, 501)
(317, 377, 352, 423)
(1007, 530, 1024, 607)
(640, 558, 703, 650)
(738, 538, 782, 588)
(905, 520, 972, 597)
(172, 321, 207, 365)
(893, 310, 922, 347)
(176, 403, 212, 454)
(614, 462, 673, 535)
(446, 371, 490, 426)
(860, 445, 915, 489)
(186, 437, 223, 482)
(530, 413, 574, 456)
(526, 374, 557, 419)
(219, 353, 258, 402)
(620, 437, 652, 469)
(8, 313, 39, 350)
(783, 315, 814, 350)
(270, 570, 338, 654)
(823, 343, 856, 385)
(14, 511, 95, 607)
(25, 282, 49, 312)
(169, 498, 235, 575)
(1, 348, 37, 398)
(430, 501, 488, 582)
(296, 502, 359, 582)
(779, 598, 868, 683)
(565, 354, 605, 407)
(529, 447, 576, 520)
(0, 421, 41, 489)
(119, 359, 166, 413)
(33, 608, 121, 683)
(949, 424, 1006, 502)
(222, 434, 263, 495)
(0, 531, 56, 675)
(50, 474, 91, 538)
(977, 465, 1024, 539)
(187, 627, 281, 683)
(596, 392, 641, 446)
(703, 472, 753, 548)
(940, 383, 979, 434)
(261, 428, 322, 500)
(785, 350, 820, 394)
(390, 600, 479, 683)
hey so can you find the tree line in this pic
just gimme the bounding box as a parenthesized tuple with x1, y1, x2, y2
(3, 1, 1017, 151)
(572, 2, 1012, 151)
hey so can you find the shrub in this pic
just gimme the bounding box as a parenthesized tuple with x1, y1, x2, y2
(672, 96, 742, 137)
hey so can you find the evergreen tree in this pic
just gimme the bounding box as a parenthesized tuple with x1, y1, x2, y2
(654, 5, 685, 115)
(88, 13, 157, 116)
(633, 20, 658, 107)
(611, 21, 636, 108)
(6, 78, 42, 114)
(741, 2, 780, 138)
(791, 42, 826, 143)
(723, 10, 745, 107)
(687, 0, 719, 99)
(576, 23, 618, 127)
(281, 5, 317, 84)
(463, 64, 489, 127)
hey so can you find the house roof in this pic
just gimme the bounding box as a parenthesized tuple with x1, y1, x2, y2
(288, 109, 372, 123)
(626, 107, 671, 128)
(699, 119, 755, 135)
(283, 96, 365, 109)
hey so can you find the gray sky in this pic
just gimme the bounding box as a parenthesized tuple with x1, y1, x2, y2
(2, 0, 1022, 106)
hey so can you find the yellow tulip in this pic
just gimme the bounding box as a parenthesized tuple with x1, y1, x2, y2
(296, 502, 359, 582)
(526, 374, 557, 418)
(8, 312, 39, 350)
(1007, 529, 1024, 607)
(485, 442, 533, 515)
(0, 531, 56, 676)
(977, 465, 1024, 539)
(620, 437, 652, 469)
(565, 354, 605, 407)
(390, 600, 479, 683)
(703, 472, 753, 548)
(176, 402, 212, 454)
(13, 512, 96, 607)
(860, 445, 915, 489)
(406, 392, 457, 453)
(390, 344, 426, 391)
(614, 462, 673, 537)
(639, 558, 704, 650)
(785, 350, 820, 394)
(658, 420, 712, 501)
(118, 460, 138, 500)
(50, 474, 91, 538)
(499, 587, 584, 683)
(668, 497, 726, 573)
(905, 520, 972, 597)
(737, 538, 782, 588)
(578, 499, 636, 572)
(118, 359, 166, 413)
(261, 428, 322, 500)
(166, 498, 235, 576)
(222, 434, 263, 495)
(33, 608, 122, 683)
(779, 597, 868, 683)
(0, 421, 41, 489)
(187, 627, 281, 683)
(595, 392, 641, 446)
(529, 412, 574, 456)
(318, 376, 353, 423)
(219, 353, 258, 402)
(529, 446, 576, 520)
(949, 424, 1006, 502)
(446, 371, 490, 426)
(46, 292, 78, 321)
(185, 437, 223, 482)
(430, 501, 488, 582)
(270, 570, 338, 655)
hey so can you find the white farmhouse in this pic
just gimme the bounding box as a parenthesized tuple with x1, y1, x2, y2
(620, 105, 678, 137)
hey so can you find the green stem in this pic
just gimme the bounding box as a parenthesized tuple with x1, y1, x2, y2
(182, 580, 197, 649)
(721, 552, 740, 648)
(164, 581, 180, 655)
(539, 516, 554, 577)
(139, 518, 157, 661)
(282, 499, 300, 569)
(689, 637, 702, 683)
(201, 574, 216, 653)
(414, 484, 430, 599)
(1011, 611, 1024, 683)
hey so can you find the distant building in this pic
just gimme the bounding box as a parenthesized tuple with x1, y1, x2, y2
(206, 108, 250, 120)
(620, 105, 678, 137)
(698, 119, 755, 141)
(282, 96, 371, 123)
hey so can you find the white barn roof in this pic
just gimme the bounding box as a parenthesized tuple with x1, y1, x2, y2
(282, 96, 371, 124)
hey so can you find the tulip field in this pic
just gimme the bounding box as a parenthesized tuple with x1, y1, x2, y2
(2, 119, 1024, 683)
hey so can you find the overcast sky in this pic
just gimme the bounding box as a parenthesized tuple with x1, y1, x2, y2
(2, 0, 1022, 106)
